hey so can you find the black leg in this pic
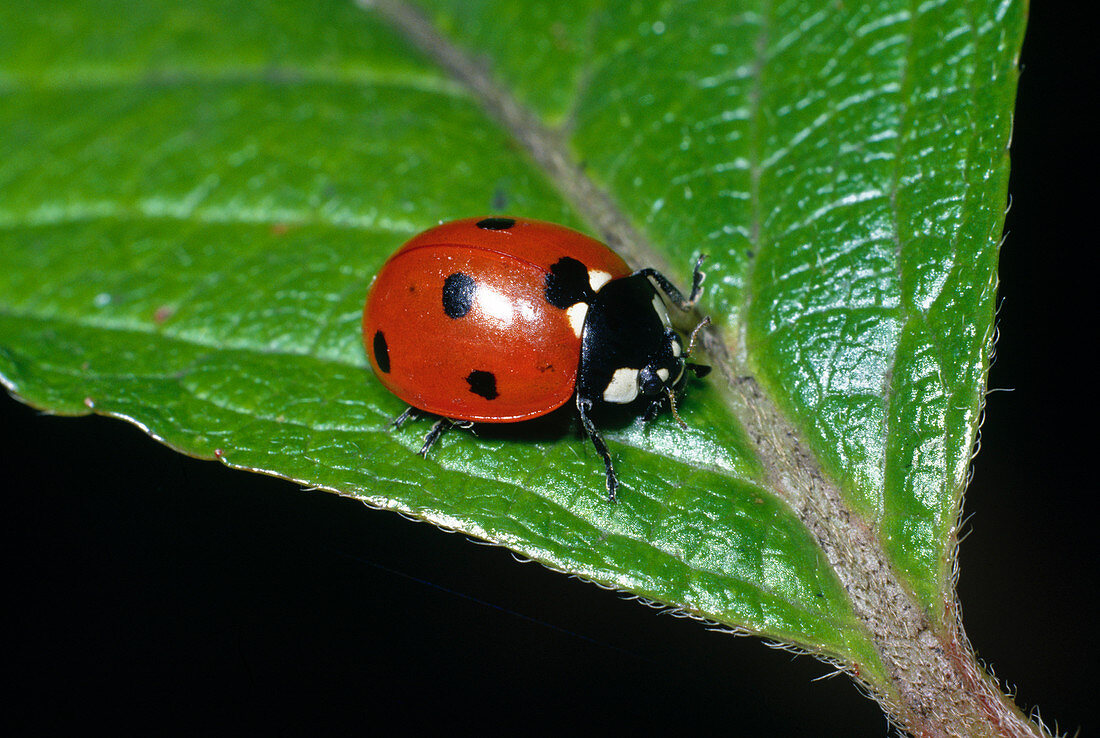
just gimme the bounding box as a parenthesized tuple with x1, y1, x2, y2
(643, 394, 665, 421)
(390, 408, 474, 457)
(633, 254, 706, 311)
(418, 418, 452, 457)
(576, 397, 619, 502)
(390, 406, 418, 429)
(417, 418, 474, 457)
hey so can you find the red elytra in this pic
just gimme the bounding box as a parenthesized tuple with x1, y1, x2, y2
(363, 217, 631, 423)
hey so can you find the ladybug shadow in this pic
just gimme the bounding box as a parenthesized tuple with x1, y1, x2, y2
(465, 403, 576, 445)
(466, 398, 651, 445)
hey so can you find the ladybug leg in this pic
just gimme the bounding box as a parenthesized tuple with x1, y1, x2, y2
(642, 394, 665, 422)
(576, 397, 619, 502)
(683, 315, 713, 378)
(390, 406, 419, 429)
(633, 254, 707, 311)
(418, 418, 474, 458)
(685, 315, 711, 356)
(418, 418, 452, 457)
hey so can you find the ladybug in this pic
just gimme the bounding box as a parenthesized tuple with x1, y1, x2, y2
(363, 216, 710, 501)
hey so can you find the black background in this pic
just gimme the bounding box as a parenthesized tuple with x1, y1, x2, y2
(3, 5, 1089, 735)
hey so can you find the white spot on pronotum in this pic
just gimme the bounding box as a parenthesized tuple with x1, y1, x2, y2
(657, 368, 670, 382)
(588, 269, 612, 292)
(652, 295, 672, 327)
(566, 302, 588, 338)
(603, 368, 640, 404)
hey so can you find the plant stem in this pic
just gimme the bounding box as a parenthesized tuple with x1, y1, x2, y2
(721, 370, 1045, 738)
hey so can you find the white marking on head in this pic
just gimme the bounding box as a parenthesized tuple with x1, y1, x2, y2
(566, 302, 588, 338)
(652, 295, 672, 328)
(588, 269, 612, 292)
(603, 367, 640, 404)
(671, 335, 682, 357)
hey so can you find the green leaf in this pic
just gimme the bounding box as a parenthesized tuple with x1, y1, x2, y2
(0, 0, 1025, 706)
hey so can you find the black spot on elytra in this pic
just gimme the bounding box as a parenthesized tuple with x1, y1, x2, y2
(442, 272, 476, 319)
(544, 256, 595, 308)
(476, 217, 516, 230)
(373, 331, 390, 373)
(466, 370, 498, 400)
